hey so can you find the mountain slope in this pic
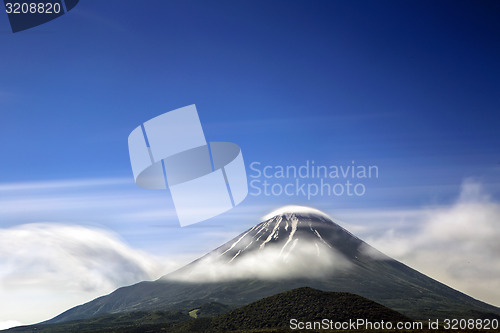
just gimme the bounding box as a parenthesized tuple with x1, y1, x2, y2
(47, 206, 500, 323)
(4, 288, 411, 333)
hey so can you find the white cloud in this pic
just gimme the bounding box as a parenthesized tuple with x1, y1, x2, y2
(0, 177, 183, 240)
(166, 241, 351, 283)
(1, 176, 498, 326)
(365, 180, 500, 307)
(261, 205, 333, 221)
(0, 223, 179, 326)
(0, 320, 22, 330)
(0, 178, 131, 192)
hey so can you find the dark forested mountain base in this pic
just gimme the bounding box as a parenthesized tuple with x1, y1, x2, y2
(5, 288, 499, 333)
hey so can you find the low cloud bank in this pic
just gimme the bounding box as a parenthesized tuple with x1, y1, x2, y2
(167, 240, 352, 282)
(0, 223, 174, 326)
(0, 223, 168, 291)
(366, 180, 500, 307)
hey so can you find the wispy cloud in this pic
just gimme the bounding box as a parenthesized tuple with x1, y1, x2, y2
(0, 177, 178, 228)
(364, 179, 500, 307)
(0, 177, 271, 265)
(0, 223, 179, 326)
(0, 178, 131, 191)
(2, 175, 498, 325)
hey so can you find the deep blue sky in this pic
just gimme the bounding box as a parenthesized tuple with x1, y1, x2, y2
(1, 0, 499, 236)
(1, 2, 500, 325)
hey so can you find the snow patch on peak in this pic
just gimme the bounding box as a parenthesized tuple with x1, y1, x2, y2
(260, 218, 282, 250)
(262, 205, 332, 221)
(279, 215, 298, 256)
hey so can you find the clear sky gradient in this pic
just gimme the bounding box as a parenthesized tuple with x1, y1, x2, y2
(0, 0, 499, 326)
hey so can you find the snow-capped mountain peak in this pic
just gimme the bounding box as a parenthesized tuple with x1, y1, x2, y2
(48, 206, 500, 323)
(191, 206, 363, 263)
(167, 206, 356, 282)
(261, 205, 333, 222)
